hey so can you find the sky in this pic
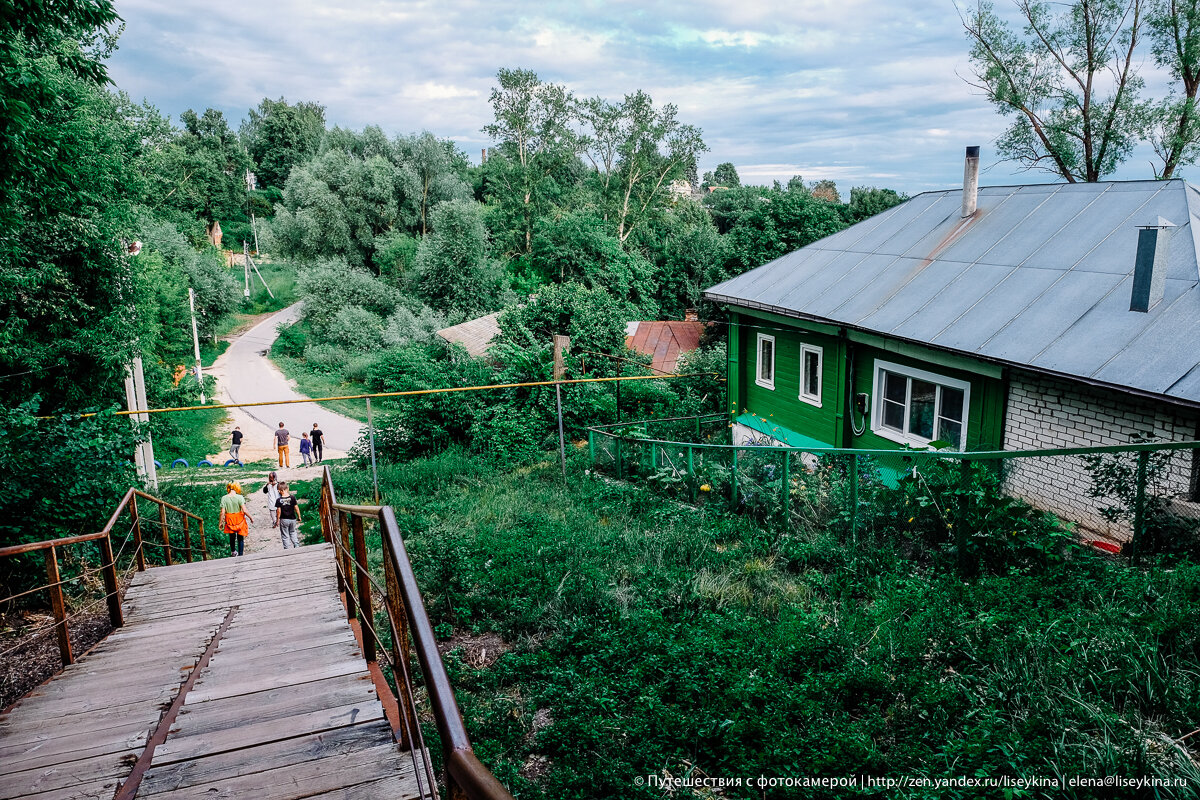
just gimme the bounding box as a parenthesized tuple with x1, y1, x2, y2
(106, 0, 1174, 197)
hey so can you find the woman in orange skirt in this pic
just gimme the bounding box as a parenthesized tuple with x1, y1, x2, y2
(219, 482, 254, 557)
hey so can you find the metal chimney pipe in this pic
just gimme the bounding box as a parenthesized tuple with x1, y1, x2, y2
(961, 146, 980, 218)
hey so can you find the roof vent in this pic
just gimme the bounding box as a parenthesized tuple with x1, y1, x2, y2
(1130, 217, 1176, 313)
(961, 146, 980, 218)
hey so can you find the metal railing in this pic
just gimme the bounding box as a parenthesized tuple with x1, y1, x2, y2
(589, 415, 1200, 572)
(0, 488, 210, 667)
(317, 466, 514, 800)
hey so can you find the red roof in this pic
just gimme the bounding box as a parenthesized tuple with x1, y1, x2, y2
(625, 321, 707, 374)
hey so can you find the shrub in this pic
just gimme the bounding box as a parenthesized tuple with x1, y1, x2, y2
(471, 411, 547, 467)
(273, 322, 308, 358)
(326, 306, 385, 352)
(302, 343, 352, 375)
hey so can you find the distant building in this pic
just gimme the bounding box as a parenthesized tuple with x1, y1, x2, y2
(435, 312, 502, 358)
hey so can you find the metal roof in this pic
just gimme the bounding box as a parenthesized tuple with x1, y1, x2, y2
(436, 312, 502, 358)
(704, 179, 1200, 405)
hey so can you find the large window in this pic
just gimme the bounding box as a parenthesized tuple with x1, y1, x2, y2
(756, 333, 775, 390)
(873, 360, 969, 449)
(799, 344, 822, 406)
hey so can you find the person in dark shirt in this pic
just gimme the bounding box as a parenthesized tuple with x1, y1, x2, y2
(229, 427, 243, 465)
(310, 424, 325, 463)
(274, 482, 301, 549)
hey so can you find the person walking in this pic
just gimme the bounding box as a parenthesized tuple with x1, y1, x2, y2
(299, 433, 313, 467)
(262, 472, 280, 528)
(275, 482, 301, 549)
(275, 422, 291, 467)
(229, 427, 243, 465)
(310, 424, 324, 463)
(219, 482, 253, 557)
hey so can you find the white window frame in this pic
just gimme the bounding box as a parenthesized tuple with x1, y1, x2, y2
(755, 333, 776, 390)
(799, 344, 822, 407)
(871, 359, 970, 449)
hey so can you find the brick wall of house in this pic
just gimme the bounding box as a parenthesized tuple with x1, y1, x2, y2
(1002, 368, 1200, 538)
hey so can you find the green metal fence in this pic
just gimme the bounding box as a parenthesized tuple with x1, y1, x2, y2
(588, 416, 1200, 574)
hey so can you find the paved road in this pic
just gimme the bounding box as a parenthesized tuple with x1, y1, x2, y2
(207, 304, 365, 465)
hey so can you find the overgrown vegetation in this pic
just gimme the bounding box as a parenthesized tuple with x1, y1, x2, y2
(328, 450, 1200, 799)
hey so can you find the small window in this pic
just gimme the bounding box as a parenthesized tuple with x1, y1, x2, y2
(873, 360, 970, 449)
(756, 333, 775, 390)
(799, 344, 822, 406)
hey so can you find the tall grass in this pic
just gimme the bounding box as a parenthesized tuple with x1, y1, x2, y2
(329, 449, 1200, 799)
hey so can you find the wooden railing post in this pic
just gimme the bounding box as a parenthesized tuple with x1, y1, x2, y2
(383, 545, 418, 748)
(197, 518, 209, 560)
(45, 545, 73, 666)
(182, 513, 193, 563)
(130, 495, 146, 571)
(339, 512, 356, 621)
(99, 535, 124, 628)
(159, 502, 172, 566)
(352, 515, 376, 663)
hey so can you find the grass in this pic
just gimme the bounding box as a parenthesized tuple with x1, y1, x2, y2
(268, 354, 371, 422)
(325, 449, 1200, 800)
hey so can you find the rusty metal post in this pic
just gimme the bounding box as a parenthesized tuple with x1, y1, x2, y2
(158, 502, 171, 566)
(339, 512, 356, 621)
(45, 546, 73, 665)
(99, 535, 123, 628)
(130, 494, 146, 571)
(182, 514, 193, 563)
(352, 515, 376, 663)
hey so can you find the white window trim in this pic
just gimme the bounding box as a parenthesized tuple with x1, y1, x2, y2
(871, 359, 970, 449)
(755, 333, 775, 390)
(799, 344, 822, 407)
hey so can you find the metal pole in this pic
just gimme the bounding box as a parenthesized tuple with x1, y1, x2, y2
(243, 242, 250, 299)
(366, 397, 380, 505)
(251, 212, 261, 254)
(781, 450, 790, 521)
(1131, 450, 1150, 563)
(247, 251, 274, 297)
(554, 336, 570, 484)
(188, 288, 206, 404)
(849, 455, 859, 544)
(124, 366, 146, 482)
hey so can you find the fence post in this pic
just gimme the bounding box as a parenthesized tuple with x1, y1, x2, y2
(45, 545, 73, 666)
(99, 535, 123, 628)
(588, 430, 595, 466)
(159, 502, 171, 566)
(352, 515, 376, 663)
(687, 445, 695, 502)
(182, 513, 193, 563)
(780, 450, 790, 522)
(197, 518, 209, 560)
(956, 459, 971, 578)
(130, 495, 146, 571)
(383, 541, 418, 747)
(732, 448, 739, 506)
(695, 415, 701, 439)
(1130, 450, 1150, 564)
(339, 512, 356, 621)
(848, 455, 859, 544)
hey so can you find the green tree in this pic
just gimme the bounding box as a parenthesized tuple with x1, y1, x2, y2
(706, 183, 849, 272)
(413, 200, 508, 316)
(847, 186, 908, 221)
(703, 161, 740, 188)
(1141, 0, 1200, 177)
(149, 108, 253, 227)
(962, 0, 1145, 181)
(496, 281, 633, 357)
(394, 132, 471, 235)
(531, 212, 656, 307)
(240, 96, 326, 189)
(482, 68, 581, 256)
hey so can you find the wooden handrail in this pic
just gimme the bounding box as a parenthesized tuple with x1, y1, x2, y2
(319, 467, 514, 800)
(0, 486, 213, 670)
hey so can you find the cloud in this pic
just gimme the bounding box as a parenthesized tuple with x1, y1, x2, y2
(105, 0, 1177, 195)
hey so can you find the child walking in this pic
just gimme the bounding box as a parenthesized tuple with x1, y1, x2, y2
(219, 482, 253, 557)
(262, 472, 280, 528)
(299, 432, 314, 467)
(275, 482, 301, 549)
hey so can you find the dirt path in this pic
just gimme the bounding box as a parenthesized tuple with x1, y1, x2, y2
(236, 465, 323, 554)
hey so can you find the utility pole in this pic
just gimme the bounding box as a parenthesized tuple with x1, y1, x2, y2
(553, 335, 570, 483)
(243, 241, 251, 300)
(126, 356, 158, 490)
(188, 288, 206, 404)
(246, 246, 274, 298)
(251, 212, 261, 254)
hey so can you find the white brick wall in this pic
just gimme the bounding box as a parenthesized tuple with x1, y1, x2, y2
(1002, 369, 1200, 538)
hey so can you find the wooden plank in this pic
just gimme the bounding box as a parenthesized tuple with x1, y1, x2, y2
(199, 641, 363, 679)
(124, 562, 336, 602)
(167, 676, 377, 739)
(0, 717, 151, 766)
(303, 773, 432, 800)
(139, 743, 421, 800)
(150, 700, 386, 767)
(137, 723, 395, 795)
(0, 752, 128, 799)
(183, 658, 370, 705)
(0, 724, 148, 775)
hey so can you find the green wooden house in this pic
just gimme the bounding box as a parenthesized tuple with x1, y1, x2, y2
(703, 151, 1200, 530)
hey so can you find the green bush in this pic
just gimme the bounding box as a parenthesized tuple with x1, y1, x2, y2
(273, 322, 308, 358)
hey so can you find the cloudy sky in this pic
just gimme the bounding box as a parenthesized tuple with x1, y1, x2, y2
(107, 0, 1170, 197)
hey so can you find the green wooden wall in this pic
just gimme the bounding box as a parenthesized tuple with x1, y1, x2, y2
(730, 310, 1007, 452)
